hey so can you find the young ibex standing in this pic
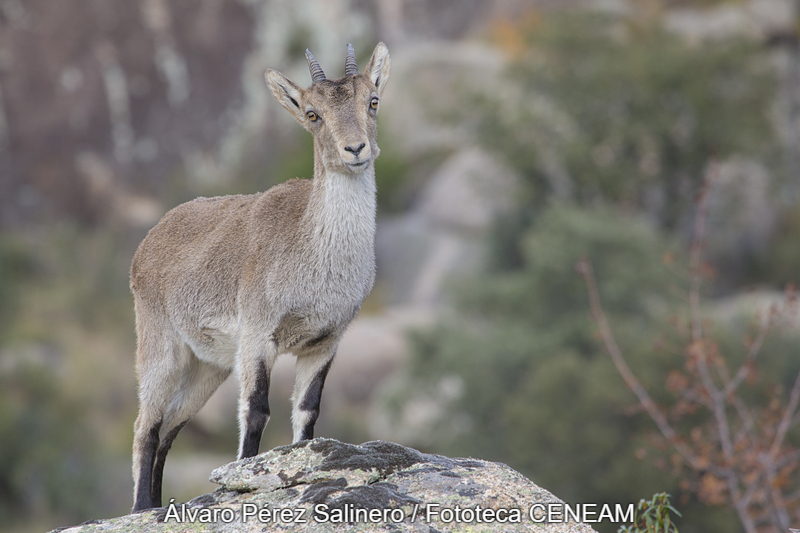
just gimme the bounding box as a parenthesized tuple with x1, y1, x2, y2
(130, 43, 390, 511)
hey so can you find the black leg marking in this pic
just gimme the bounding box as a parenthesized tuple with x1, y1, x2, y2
(151, 421, 187, 508)
(240, 360, 270, 459)
(133, 421, 161, 512)
(299, 359, 332, 441)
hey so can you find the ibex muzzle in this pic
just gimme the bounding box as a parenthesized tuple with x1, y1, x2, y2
(130, 43, 390, 512)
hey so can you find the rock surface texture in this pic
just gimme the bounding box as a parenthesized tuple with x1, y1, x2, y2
(53, 439, 599, 533)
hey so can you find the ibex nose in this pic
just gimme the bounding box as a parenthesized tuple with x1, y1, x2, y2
(344, 142, 366, 156)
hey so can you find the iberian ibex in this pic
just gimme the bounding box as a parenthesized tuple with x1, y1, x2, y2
(130, 43, 390, 511)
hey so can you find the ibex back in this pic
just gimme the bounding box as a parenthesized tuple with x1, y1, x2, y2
(130, 43, 390, 511)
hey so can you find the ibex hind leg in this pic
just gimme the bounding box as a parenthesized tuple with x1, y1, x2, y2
(132, 412, 161, 512)
(132, 333, 185, 512)
(150, 351, 230, 507)
(291, 350, 335, 442)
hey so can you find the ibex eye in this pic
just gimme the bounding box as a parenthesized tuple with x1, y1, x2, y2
(370, 98, 379, 110)
(306, 111, 318, 121)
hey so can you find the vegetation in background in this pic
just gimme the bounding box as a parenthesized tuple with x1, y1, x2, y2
(0, 236, 36, 340)
(752, 202, 800, 287)
(394, 202, 800, 531)
(0, 235, 109, 529)
(389, 204, 745, 532)
(0, 361, 104, 528)
(389, 8, 799, 533)
(581, 178, 800, 532)
(474, 10, 776, 272)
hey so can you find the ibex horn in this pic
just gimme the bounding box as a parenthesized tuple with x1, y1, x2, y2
(305, 49, 326, 83)
(345, 43, 358, 76)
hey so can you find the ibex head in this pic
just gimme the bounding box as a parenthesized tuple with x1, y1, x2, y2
(265, 43, 391, 174)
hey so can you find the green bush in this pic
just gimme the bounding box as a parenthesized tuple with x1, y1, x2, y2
(618, 493, 681, 533)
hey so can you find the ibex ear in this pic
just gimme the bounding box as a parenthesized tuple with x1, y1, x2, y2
(364, 42, 390, 97)
(265, 69, 306, 125)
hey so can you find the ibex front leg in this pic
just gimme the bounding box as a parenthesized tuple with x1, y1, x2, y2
(291, 348, 335, 442)
(237, 340, 276, 458)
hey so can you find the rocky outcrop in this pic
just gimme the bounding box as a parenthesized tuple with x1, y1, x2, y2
(53, 439, 601, 532)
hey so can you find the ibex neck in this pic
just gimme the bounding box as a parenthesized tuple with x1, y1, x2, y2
(306, 163, 377, 248)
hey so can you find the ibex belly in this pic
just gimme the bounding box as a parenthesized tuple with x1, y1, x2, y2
(184, 260, 372, 366)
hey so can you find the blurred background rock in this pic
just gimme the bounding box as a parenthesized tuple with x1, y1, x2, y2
(0, 1, 799, 532)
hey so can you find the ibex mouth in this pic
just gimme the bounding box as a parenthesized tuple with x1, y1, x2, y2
(344, 159, 369, 171)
